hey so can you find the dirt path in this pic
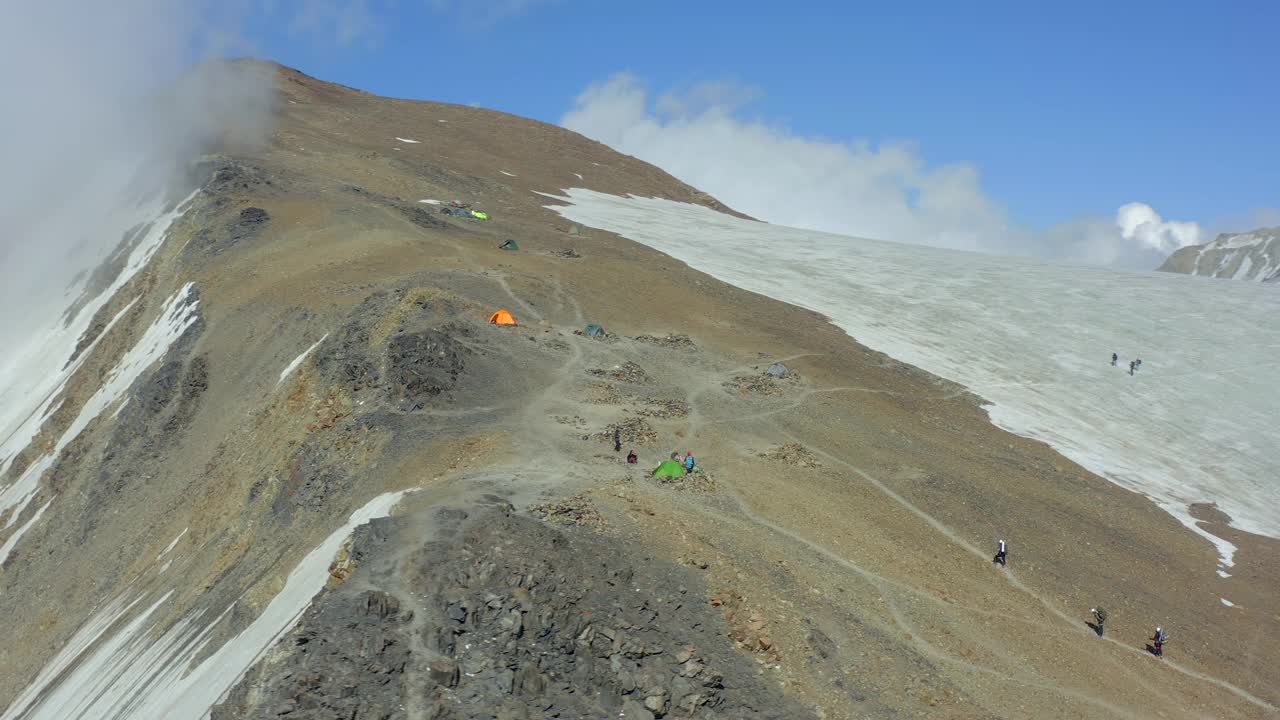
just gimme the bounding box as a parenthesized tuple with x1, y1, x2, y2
(669, 356, 1279, 715)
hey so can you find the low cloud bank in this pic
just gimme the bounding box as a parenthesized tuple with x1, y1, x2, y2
(0, 1, 282, 352)
(562, 74, 1204, 270)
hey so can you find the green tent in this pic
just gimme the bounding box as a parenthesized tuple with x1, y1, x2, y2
(499, 239, 518, 250)
(471, 210, 489, 220)
(653, 460, 686, 478)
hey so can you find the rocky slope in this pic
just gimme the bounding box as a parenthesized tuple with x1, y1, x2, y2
(1158, 227, 1280, 282)
(211, 503, 813, 720)
(1, 61, 1277, 720)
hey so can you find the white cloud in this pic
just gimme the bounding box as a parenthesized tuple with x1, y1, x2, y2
(1116, 202, 1203, 254)
(0, 0, 390, 350)
(0, 0, 281, 350)
(562, 74, 1204, 270)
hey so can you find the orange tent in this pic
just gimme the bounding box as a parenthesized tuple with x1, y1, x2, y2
(489, 309, 517, 325)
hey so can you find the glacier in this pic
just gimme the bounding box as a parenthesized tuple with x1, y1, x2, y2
(545, 189, 1280, 568)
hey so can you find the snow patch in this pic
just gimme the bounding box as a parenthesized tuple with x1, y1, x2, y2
(0, 192, 196, 480)
(2, 491, 408, 720)
(0, 297, 138, 529)
(545, 189, 1280, 569)
(418, 199, 442, 205)
(1233, 255, 1254, 280)
(0, 496, 54, 564)
(1220, 598, 1235, 607)
(0, 190, 195, 535)
(157, 528, 188, 560)
(277, 334, 329, 388)
(0, 593, 152, 720)
(1212, 233, 1268, 250)
(1216, 569, 1232, 578)
(500, 170, 517, 177)
(394, 137, 420, 144)
(0, 284, 199, 540)
(573, 173, 583, 180)
(64, 284, 200, 448)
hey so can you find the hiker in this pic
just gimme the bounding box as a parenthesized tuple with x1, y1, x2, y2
(1135, 358, 1143, 370)
(1111, 352, 1118, 366)
(1152, 626, 1169, 657)
(613, 428, 622, 453)
(1129, 360, 1135, 376)
(1090, 607, 1108, 637)
(993, 539, 1008, 566)
(627, 450, 638, 464)
(683, 451, 696, 472)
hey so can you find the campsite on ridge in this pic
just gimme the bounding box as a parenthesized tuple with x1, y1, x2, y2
(0, 56, 1275, 720)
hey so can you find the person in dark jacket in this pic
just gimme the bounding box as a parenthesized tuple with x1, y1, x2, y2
(626, 450, 638, 464)
(1111, 352, 1118, 366)
(1090, 607, 1108, 637)
(993, 539, 1008, 566)
(1152, 626, 1169, 657)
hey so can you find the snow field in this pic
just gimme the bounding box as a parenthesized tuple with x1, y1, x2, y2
(3, 491, 408, 720)
(544, 189, 1280, 569)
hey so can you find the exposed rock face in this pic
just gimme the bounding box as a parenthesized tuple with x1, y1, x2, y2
(385, 328, 470, 411)
(1157, 227, 1280, 282)
(211, 506, 813, 720)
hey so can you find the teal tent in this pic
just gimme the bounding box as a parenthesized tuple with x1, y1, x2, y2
(584, 323, 606, 337)
(499, 239, 519, 250)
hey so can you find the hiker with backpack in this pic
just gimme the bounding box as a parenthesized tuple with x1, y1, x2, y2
(993, 539, 1008, 567)
(1152, 626, 1169, 657)
(626, 450, 638, 464)
(1090, 607, 1108, 636)
(683, 451, 696, 472)
(1111, 352, 1118, 367)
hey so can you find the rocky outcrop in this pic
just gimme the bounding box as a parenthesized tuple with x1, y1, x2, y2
(1157, 227, 1280, 282)
(211, 506, 813, 720)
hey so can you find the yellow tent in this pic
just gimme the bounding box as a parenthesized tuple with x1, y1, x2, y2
(489, 309, 517, 325)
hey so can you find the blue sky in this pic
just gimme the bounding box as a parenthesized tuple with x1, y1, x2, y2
(234, 0, 1278, 264)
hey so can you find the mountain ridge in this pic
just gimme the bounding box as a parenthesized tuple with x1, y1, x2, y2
(0, 61, 1276, 720)
(1158, 227, 1280, 282)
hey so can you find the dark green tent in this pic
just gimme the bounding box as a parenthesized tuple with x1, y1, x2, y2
(584, 323, 606, 337)
(499, 239, 519, 250)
